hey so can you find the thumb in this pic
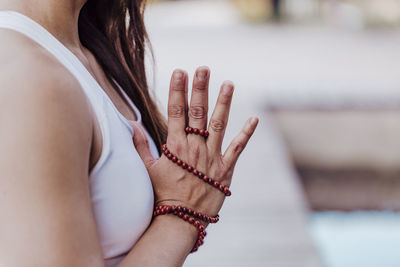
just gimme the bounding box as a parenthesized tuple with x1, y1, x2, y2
(131, 121, 156, 169)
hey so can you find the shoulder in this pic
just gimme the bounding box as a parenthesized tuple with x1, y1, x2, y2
(0, 29, 93, 169)
(0, 28, 92, 131)
(0, 28, 86, 106)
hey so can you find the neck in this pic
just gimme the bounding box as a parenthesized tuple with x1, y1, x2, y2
(0, 0, 86, 49)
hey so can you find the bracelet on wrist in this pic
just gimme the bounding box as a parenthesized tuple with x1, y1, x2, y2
(153, 205, 219, 253)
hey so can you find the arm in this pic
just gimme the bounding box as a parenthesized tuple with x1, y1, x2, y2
(0, 57, 105, 267)
(0, 55, 257, 266)
(118, 67, 259, 266)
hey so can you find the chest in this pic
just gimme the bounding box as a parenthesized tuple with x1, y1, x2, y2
(88, 94, 157, 260)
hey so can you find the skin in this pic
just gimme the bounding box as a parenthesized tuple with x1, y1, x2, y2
(0, 0, 259, 266)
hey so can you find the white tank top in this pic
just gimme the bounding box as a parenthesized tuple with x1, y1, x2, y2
(0, 11, 158, 267)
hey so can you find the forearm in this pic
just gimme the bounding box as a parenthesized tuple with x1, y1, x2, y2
(117, 214, 199, 267)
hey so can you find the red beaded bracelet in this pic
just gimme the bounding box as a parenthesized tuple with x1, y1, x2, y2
(161, 144, 232, 196)
(154, 205, 219, 224)
(153, 205, 209, 253)
(185, 126, 209, 138)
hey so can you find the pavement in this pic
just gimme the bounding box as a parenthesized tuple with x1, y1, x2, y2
(143, 1, 400, 266)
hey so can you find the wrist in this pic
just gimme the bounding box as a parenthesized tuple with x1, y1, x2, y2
(152, 213, 199, 247)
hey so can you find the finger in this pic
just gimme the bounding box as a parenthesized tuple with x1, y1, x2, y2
(188, 66, 210, 130)
(223, 117, 259, 168)
(131, 121, 157, 169)
(168, 69, 187, 140)
(207, 81, 234, 153)
(184, 71, 189, 125)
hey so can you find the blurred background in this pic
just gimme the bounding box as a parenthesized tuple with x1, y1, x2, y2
(144, 0, 400, 266)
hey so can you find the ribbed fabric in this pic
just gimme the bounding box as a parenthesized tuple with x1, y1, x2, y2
(0, 11, 157, 267)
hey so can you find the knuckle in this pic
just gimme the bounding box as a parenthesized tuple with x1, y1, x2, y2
(210, 119, 225, 132)
(189, 105, 207, 119)
(172, 83, 185, 92)
(232, 141, 245, 154)
(167, 140, 184, 155)
(174, 142, 184, 155)
(168, 105, 185, 118)
(218, 94, 232, 105)
(194, 81, 208, 91)
(191, 144, 201, 162)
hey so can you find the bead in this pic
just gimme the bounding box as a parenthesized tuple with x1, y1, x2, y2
(181, 162, 187, 169)
(172, 156, 177, 162)
(219, 184, 224, 191)
(187, 166, 193, 172)
(193, 169, 198, 176)
(224, 187, 231, 196)
(176, 159, 182, 166)
(198, 171, 204, 178)
(199, 129, 205, 136)
(153, 204, 220, 253)
(167, 153, 172, 159)
(213, 181, 219, 187)
(193, 128, 199, 134)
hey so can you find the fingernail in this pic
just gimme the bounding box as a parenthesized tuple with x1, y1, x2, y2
(196, 69, 208, 81)
(222, 83, 234, 95)
(251, 117, 259, 124)
(174, 71, 184, 81)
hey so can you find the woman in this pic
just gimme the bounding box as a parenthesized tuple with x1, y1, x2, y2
(0, 0, 258, 266)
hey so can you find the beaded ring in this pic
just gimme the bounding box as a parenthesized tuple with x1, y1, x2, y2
(185, 126, 209, 138)
(161, 144, 232, 196)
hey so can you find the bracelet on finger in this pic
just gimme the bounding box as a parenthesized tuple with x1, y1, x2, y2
(185, 126, 209, 138)
(161, 144, 232, 196)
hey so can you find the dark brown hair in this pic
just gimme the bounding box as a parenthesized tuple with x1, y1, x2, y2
(78, 0, 167, 154)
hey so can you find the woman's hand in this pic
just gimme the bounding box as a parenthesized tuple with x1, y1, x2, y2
(131, 66, 258, 218)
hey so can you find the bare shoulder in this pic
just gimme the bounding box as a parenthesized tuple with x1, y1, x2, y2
(0, 28, 93, 175)
(0, 28, 90, 115)
(0, 29, 93, 141)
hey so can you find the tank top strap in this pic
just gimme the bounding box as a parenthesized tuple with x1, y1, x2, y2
(0, 11, 104, 103)
(0, 10, 113, 175)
